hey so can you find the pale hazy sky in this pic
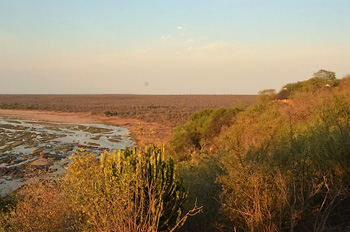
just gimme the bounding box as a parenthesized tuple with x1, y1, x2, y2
(0, 0, 349, 94)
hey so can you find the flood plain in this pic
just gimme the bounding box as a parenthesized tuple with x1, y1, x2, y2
(0, 117, 134, 195)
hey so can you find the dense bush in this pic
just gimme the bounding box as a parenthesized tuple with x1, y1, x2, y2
(284, 69, 339, 94)
(170, 72, 350, 231)
(65, 147, 191, 231)
(177, 154, 227, 231)
(104, 110, 118, 116)
(0, 103, 35, 110)
(168, 108, 241, 162)
(0, 180, 75, 231)
(0, 147, 197, 232)
(216, 76, 350, 231)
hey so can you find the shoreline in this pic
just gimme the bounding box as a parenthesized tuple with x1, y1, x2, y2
(0, 109, 171, 146)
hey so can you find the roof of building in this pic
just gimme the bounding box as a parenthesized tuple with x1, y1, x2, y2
(275, 88, 290, 100)
(325, 84, 332, 91)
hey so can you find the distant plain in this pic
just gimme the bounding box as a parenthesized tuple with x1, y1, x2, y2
(0, 94, 257, 144)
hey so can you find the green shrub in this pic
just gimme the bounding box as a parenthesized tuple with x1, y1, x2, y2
(283, 69, 339, 94)
(1, 146, 197, 232)
(0, 180, 74, 232)
(64, 147, 190, 231)
(104, 110, 117, 116)
(0, 103, 35, 110)
(168, 108, 241, 161)
(177, 154, 228, 231)
(217, 83, 350, 231)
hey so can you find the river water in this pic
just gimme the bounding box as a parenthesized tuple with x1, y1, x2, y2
(0, 117, 134, 195)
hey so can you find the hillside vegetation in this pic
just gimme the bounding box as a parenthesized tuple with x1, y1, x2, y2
(1, 70, 350, 231)
(169, 71, 350, 231)
(1, 147, 201, 231)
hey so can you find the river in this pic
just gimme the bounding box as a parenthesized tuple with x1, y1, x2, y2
(0, 117, 134, 195)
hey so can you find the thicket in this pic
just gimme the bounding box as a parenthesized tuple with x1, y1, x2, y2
(0, 103, 35, 110)
(217, 95, 350, 231)
(104, 110, 118, 117)
(283, 69, 339, 94)
(169, 72, 350, 231)
(167, 108, 241, 162)
(0, 147, 200, 231)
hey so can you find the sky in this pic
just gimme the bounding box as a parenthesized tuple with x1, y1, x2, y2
(0, 0, 349, 94)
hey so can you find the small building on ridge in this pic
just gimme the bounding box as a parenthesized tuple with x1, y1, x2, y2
(275, 88, 290, 103)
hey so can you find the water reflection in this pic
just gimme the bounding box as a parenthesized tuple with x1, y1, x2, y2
(0, 117, 134, 195)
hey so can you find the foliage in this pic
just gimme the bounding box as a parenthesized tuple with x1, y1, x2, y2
(313, 69, 336, 80)
(0, 192, 16, 213)
(217, 77, 350, 231)
(0, 103, 35, 110)
(283, 69, 339, 94)
(0, 192, 18, 231)
(166, 71, 350, 231)
(258, 89, 276, 102)
(64, 147, 190, 231)
(104, 111, 118, 116)
(177, 154, 226, 231)
(0, 146, 196, 232)
(0, 180, 75, 232)
(168, 108, 241, 161)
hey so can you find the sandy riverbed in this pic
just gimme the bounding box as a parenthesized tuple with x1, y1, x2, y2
(0, 109, 171, 195)
(0, 109, 171, 145)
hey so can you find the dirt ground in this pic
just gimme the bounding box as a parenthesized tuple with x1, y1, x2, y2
(0, 109, 171, 146)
